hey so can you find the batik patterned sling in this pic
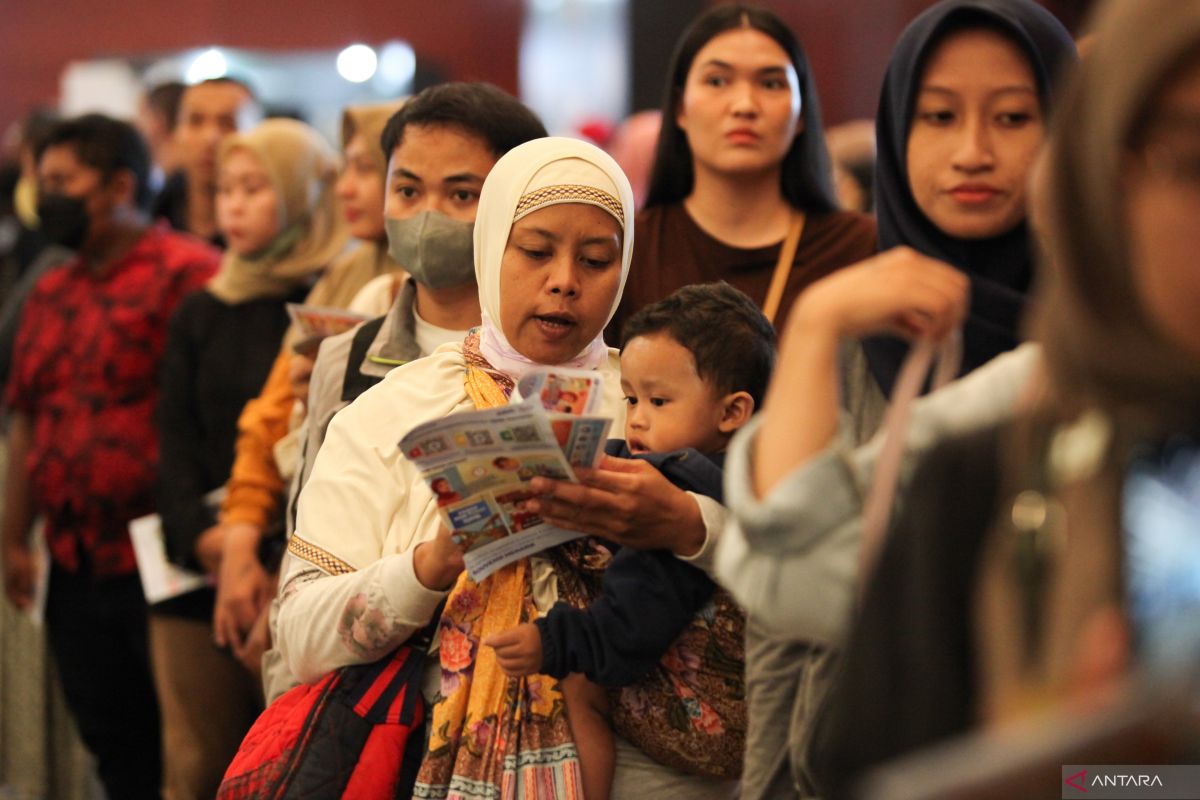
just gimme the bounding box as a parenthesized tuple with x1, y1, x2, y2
(548, 541, 748, 779)
(414, 330, 584, 800)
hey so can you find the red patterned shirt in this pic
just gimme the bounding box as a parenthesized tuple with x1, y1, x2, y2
(5, 224, 219, 577)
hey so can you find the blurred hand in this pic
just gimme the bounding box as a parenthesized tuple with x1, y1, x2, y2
(213, 522, 271, 649)
(529, 455, 705, 556)
(288, 354, 315, 405)
(194, 523, 225, 576)
(232, 600, 274, 680)
(788, 246, 969, 344)
(485, 623, 543, 677)
(413, 525, 466, 591)
(2, 539, 37, 612)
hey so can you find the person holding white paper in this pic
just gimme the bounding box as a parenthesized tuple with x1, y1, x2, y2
(277, 137, 731, 798)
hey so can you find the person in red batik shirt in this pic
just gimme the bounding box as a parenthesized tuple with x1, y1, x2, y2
(1, 114, 218, 800)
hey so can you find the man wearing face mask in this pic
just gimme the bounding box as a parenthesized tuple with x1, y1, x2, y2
(257, 82, 547, 703)
(0, 114, 219, 799)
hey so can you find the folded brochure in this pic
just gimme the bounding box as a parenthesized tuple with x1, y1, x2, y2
(398, 367, 611, 581)
(286, 303, 371, 356)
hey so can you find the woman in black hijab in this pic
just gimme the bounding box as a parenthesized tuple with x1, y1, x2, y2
(862, 0, 1077, 395)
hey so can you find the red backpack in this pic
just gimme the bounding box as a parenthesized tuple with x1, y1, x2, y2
(217, 624, 436, 799)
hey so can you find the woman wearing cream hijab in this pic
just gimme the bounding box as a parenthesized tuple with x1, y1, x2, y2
(154, 116, 346, 800)
(276, 137, 734, 798)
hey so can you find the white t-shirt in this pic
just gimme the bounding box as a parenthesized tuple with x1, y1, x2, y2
(413, 308, 469, 357)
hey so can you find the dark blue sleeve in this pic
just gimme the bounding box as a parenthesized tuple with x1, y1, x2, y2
(536, 547, 715, 686)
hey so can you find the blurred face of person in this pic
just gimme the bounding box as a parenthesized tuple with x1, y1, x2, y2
(1125, 53, 1200, 360)
(37, 144, 128, 249)
(136, 99, 172, 170)
(384, 124, 496, 224)
(498, 203, 622, 365)
(620, 332, 730, 456)
(176, 82, 259, 184)
(906, 28, 1044, 240)
(337, 131, 386, 241)
(216, 148, 281, 256)
(676, 27, 802, 180)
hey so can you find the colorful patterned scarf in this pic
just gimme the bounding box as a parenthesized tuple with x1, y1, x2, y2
(413, 331, 582, 800)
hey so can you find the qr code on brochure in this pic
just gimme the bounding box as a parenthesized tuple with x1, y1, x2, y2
(420, 436, 448, 454)
(465, 429, 494, 447)
(508, 424, 539, 443)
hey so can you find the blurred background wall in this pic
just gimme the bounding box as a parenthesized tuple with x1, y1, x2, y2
(0, 0, 1096, 144)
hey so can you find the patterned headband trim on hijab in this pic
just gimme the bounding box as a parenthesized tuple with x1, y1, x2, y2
(473, 137, 636, 382)
(513, 184, 625, 228)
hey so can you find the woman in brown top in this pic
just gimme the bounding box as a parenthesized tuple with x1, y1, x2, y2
(612, 4, 876, 338)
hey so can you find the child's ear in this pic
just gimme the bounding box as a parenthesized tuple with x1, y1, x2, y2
(717, 391, 755, 434)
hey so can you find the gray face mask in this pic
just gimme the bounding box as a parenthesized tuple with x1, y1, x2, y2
(385, 211, 476, 290)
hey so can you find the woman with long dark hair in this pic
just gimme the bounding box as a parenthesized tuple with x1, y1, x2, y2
(610, 4, 876, 338)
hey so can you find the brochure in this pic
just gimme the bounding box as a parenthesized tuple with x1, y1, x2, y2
(286, 303, 371, 356)
(399, 368, 611, 581)
(129, 514, 210, 604)
(128, 486, 220, 604)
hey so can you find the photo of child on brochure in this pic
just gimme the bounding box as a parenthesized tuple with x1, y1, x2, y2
(519, 369, 604, 417)
(445, 488, 545, 553)
(426, 454, 570, 508)
(539, 374, 592, 415)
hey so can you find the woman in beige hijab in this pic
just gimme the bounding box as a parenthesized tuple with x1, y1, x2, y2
(153, 116, 347, 800)
(210, 103, 404, 670)
(310, 101, 407, 310)
(977, 0, 1200, 721)
(812, 1, 1200, 794)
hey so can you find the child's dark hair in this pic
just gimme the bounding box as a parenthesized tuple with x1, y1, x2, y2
(621, 282, 776, 407)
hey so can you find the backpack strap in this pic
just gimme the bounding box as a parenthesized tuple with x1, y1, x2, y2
(337, 600, 446, 725)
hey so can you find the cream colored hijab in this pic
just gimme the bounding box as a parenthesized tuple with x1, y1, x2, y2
(473, 136, 635, 380)
(208, 118, 349, 304)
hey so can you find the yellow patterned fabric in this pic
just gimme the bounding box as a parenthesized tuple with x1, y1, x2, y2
(414, 353, 582, 800)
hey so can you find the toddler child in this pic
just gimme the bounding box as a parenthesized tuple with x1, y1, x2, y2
(485, 281, 776, 799)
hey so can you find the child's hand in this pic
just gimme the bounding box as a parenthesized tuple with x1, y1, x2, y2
(484, 623, 543, 677)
